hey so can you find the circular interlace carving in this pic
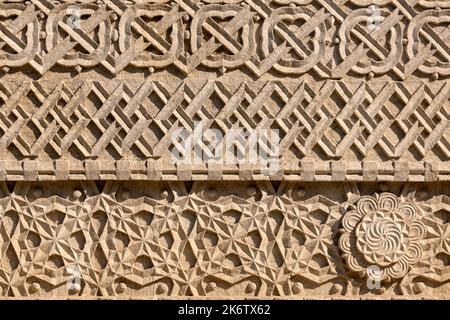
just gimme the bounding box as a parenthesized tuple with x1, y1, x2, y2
(339, 193, 425, 281)
(0, 4, 39, 68)
(261, 6, 326, 74)
(119, 4, 184, 69)
(407, 10, 450, 76)
(190, 4, 255, 69)
(46, 3, 111, 68)
(338, 8, 402, 75)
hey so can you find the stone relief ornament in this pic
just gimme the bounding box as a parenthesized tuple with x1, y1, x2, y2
(0, 0, 449, 78)
(340, 193, 426, 282)
(0, 0, 448, 299)
(0, 181, 447, 298)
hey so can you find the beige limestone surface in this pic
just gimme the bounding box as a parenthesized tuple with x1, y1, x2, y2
(0, 0, 448, 299)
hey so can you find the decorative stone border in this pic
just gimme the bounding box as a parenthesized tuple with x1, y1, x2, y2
(0, 0, 449, 300)
(0, 159, 448, 181)
(0, 181, 448, 298)
(0, 1, 449, 79)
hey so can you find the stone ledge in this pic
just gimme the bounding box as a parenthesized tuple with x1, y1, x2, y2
(0, 160, 448, 181)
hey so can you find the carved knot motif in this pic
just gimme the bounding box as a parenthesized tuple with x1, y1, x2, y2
(339, 193, 426, 281)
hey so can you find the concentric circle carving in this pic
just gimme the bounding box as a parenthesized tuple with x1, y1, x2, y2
(339, 193, 426, 281)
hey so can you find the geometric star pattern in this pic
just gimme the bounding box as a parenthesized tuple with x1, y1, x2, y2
(0, 181, 449, 298)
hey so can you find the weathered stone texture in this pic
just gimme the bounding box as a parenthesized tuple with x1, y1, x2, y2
(0, 0, 449, 298)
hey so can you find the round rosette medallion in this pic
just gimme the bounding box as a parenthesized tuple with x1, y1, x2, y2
(339, 193, 426, 282)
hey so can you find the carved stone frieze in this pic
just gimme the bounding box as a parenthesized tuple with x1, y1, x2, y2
(0, 181, 448, 298)
(0, 0, 449, 299)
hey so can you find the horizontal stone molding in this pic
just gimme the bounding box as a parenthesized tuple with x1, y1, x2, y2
(0, 160, 448, 181)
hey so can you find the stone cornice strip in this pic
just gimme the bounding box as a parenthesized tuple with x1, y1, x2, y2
(0, 160, 448, 181)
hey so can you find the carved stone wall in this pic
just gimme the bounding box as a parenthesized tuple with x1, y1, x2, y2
(0, 0, 449, 298)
